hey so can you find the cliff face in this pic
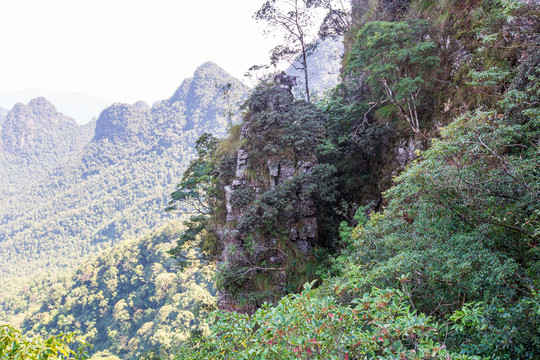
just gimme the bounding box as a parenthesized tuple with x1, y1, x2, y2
(215, 86, 332, 312)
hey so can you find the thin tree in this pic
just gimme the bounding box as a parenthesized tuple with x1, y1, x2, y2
(217, 81, 244, 129)
(255, 0, 319, 102)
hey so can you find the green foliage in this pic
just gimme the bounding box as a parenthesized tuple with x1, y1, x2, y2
(0, 324, 90, 359)
(319, 88, 397, 205)
(174, 282, 471, 359)
(19, 223, 216, 359)
(229, 188, 256, 211)
(346, 20, 440, 133)
(338, 205, 368, 245)
(167, 133, 220, 214)
(166, 133, 223, 258)
(244, 86, 326, 161)
(330, 83, 540, 357)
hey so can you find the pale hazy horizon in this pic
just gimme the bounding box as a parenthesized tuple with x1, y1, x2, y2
(0, 0, 281, 108)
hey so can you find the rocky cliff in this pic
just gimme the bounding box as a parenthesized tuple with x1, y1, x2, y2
(213, 86, 335, 312)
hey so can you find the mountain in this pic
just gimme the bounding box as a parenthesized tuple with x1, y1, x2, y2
(0, 89, 112, 125)
(1, 97, 84, 154)
(0, 62, 248, 311)
(0, 98, 94, 197)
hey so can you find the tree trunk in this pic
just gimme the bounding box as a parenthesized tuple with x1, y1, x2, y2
(302, 48, 311, 102)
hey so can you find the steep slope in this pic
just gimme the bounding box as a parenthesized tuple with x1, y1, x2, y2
(0, 62, 247, 309)
(216, 87, 332, 312)
(18, 222, 216, 360)
(165, 86, 339, 313)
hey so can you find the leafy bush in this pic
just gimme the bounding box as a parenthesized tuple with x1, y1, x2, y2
(230, 188, 256, 211)
(330, 103, 540, 357)
(0, 324, 90, 359)
(174, 281, 472, 359)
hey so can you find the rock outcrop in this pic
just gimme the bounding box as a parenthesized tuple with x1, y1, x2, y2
(215, 86, 330, 312)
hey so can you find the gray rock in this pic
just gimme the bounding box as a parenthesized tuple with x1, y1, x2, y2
(299, 217, 317, 240)
(300, 198, 316, 217)
(296, 240, 312, 255)
(289, 228, 299, 241)
(267, 160, 279, 177)
(235, 149, 250, 179)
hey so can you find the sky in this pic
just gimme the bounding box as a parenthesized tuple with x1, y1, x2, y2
(0, 0, 281, 106)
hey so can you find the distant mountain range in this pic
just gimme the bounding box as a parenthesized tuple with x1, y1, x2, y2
(0, 98, 95, 195)
(0, 62, 247, 311)
(0, 88, 113, 125)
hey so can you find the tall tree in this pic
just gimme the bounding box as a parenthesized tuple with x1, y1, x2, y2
(255, 0, 319, 102)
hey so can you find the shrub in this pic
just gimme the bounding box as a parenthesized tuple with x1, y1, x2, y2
(174, 281, 473, 359)
(0, 324, 90, 359)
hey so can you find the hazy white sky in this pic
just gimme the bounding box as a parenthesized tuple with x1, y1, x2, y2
(0, 0, 280, 104)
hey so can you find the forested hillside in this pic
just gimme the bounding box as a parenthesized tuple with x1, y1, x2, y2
(20, 222, 216, 360)
(0, 62, 246, 321)
(2, 0, 539, 359)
